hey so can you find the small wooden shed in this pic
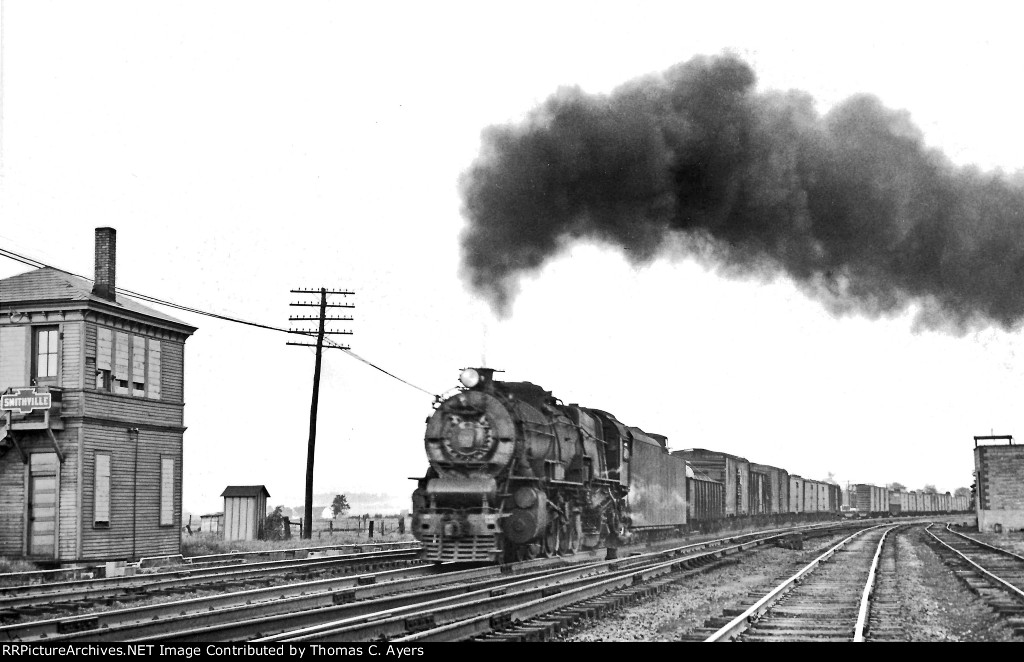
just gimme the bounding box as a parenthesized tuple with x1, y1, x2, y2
(221, 485, 270, 541)
(199, 512, 224, 534)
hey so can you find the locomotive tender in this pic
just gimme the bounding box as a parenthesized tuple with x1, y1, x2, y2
(411, 368, 966, 563)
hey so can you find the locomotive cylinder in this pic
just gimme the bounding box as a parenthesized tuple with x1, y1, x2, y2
(505, 486, 548, 544)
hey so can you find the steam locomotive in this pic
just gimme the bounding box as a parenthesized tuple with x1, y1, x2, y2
(410, 368, 966, 563)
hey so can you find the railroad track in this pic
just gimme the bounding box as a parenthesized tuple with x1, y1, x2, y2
(0, 556, 588, 642)
(863, 521, 903, 641)
(0, 522, 853, 642)
(253, 523, 866, 643)
(0, 548, 422, 622)
(682, 523, 900, 642)
(925, 523, 1024, 636)
(0, 541, 423, 590)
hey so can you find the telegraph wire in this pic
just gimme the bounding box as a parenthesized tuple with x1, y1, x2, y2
(0, 246, 440, 398)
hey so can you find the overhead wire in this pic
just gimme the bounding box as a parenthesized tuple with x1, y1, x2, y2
(0, 245, 441, 399)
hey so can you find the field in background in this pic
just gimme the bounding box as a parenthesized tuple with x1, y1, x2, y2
(180, 515, 414, 557)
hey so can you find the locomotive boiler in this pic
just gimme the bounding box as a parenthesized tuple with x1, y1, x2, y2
(412, 368, 642, 562)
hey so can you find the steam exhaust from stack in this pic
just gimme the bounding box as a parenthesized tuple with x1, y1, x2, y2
(459, 53, 1024, 332)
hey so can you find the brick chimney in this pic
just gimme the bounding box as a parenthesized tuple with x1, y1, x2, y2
(93, 227, 117, 301)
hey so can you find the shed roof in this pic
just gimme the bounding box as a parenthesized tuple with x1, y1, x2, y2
(0, 267, 196, 332)
(221, 485, 271, 498)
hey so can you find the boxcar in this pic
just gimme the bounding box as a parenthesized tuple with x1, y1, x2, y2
(750, 463, 789, 515)
(673, 449, 750, 517)
(686, 464, 725, 526)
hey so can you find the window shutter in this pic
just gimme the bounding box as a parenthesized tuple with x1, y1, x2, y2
(132, 336, 146, 395)
(147, 339, 161, 399)
(0, 326, 28, 391)
(114, 332, 129, 380)
(160, 458, 175, 526)
(95, 454, 110, 523)
(96, 328, 113, 371)
(132, 336, 145, 381)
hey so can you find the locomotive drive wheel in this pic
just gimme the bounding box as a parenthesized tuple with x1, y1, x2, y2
(543, 521, 561, 557)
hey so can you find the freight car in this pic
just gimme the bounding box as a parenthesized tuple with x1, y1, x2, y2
(412, 369, 969, 563)
(845, 484, 969, 517)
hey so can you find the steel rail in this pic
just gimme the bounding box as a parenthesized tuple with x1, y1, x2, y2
(925, 524, 1024, 601)
(0, 549, 414, 598)
(388, 544, 753, 643)
(0, 559, 455, 642)
(939, 524, 1024, 564)
(3, 523, 844, 642)
(703, 524, 888, 642)
(0, 549, 420, 611)
(852, 525, 898, 641)
(131, 559, 625, 643)
(0, 542, 422, 590)
(182, 541, 421, 565)
(269, 528, 812, 642)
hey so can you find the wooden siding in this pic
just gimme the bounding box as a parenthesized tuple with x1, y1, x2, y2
(0, 325, 28, 392)
(81, 392, 184, 427)
(60, 321, 83, 390)
(57, 439, 79, 559)
(224, 495, 267, 541)
(80, 424, 182, 560)
(0, 449, 26, 557)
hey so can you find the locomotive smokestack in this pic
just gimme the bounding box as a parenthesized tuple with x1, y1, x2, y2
(460, 53, 1024, 333)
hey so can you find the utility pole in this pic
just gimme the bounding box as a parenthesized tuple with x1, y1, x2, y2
(288, 287, 354, 539)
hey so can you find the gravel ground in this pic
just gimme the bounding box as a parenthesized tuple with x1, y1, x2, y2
(879, 527, 1016, 641)
(565, 535, 848, 641)
(564, 526, 1018, 641)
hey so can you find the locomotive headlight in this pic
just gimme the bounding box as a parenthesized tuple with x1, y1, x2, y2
(459, 368, 480, 388)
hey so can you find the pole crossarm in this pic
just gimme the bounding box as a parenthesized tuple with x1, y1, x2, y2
(286, 342, 351, 349)
(290, 302, 355, 308)
(287, 328, 353, 335)
(290, 288, 354, 295)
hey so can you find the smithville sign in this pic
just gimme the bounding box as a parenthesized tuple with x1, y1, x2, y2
(1, 388, 52, 414)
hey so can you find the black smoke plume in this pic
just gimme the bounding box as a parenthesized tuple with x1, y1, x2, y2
(459, 54, 1024, 331)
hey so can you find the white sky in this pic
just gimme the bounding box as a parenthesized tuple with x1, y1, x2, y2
(2, 1, 1023, 513)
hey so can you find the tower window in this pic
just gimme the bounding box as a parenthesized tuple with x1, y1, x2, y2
(33, 327, 59, 383)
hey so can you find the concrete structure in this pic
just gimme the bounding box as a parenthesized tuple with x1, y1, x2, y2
(221, 485, 270, 541)
(974, 436, 1024, 532)
(0, 228, 196, 561)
